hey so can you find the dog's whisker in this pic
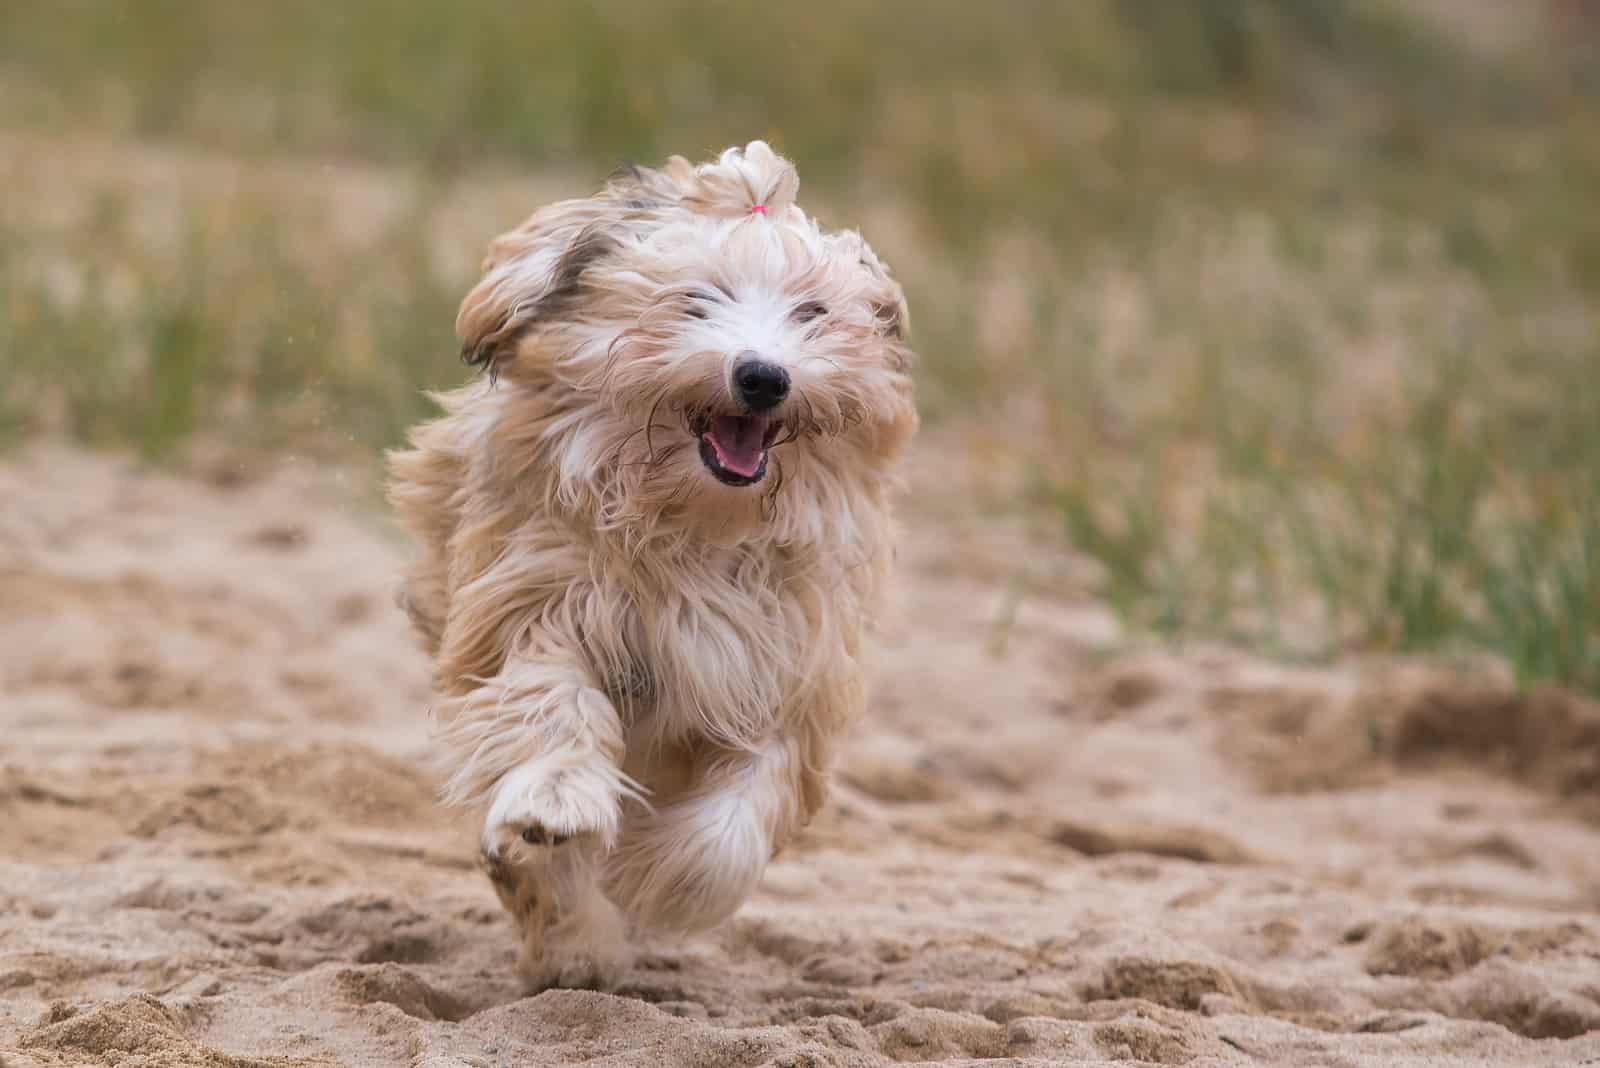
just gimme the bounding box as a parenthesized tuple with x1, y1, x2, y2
(643, 394, 671, 464)
(800, 354, 844, 374)
(611, 421, 670, 464)
(760, 456, 787, 522)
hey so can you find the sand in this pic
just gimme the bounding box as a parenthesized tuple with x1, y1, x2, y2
(2, 442, 1597, 1067)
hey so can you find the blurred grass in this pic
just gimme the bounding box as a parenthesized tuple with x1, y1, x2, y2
(0, 173, 464, 457)
(2, 0, 1598, 691)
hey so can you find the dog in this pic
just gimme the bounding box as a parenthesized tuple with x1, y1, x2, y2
(387, 141, 917, 989)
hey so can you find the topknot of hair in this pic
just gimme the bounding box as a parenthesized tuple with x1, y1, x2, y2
(679, 140, 800, 220)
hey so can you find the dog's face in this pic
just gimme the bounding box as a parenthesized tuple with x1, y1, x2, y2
(456, 142, 917, 540)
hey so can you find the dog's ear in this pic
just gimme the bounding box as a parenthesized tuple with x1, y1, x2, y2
(853, 238, 913, 367)
(456, 205, 623, 378)
(875, 292, 914, 374)
(873, 294, 909, 342)
(456, 167, 688, 377)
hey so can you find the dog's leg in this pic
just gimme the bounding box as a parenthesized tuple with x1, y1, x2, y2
(480, 837, 630, 990)
(433, 651, 639, 858)
(433, 648, 642, 986)
(603, 730, 825, 933)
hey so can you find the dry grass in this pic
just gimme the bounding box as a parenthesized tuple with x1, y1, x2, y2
(2, 0, 1598, 689)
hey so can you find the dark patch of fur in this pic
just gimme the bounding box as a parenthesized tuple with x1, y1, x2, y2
(461, 224, 621, 377)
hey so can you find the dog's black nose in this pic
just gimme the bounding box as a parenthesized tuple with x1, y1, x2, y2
(733, 356, 790, 411)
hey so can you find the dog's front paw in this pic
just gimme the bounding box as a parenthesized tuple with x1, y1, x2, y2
(522, 944, 628, 992)
(483, 758, 625, 858)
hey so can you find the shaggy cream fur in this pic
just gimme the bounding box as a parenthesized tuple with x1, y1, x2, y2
(388, 141, 916, 989)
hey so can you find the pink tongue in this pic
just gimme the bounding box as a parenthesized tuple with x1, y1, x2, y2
(706, 415, 769, 477)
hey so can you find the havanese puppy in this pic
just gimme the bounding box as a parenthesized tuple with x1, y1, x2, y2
(387, 141, 916, 989)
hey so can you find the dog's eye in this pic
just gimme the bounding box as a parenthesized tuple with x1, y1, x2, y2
(791, 301, 828, 325)
(683, 290, 716, 320)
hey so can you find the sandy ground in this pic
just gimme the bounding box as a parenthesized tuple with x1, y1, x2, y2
(2, 442, 1598, 1068)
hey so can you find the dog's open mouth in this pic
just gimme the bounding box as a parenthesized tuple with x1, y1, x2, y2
(696, 414, 780, 486)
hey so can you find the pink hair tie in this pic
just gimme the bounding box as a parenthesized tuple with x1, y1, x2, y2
(749, 204, 769, 216)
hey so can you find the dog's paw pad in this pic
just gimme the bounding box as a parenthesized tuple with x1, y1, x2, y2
(519, 825, 573, 847)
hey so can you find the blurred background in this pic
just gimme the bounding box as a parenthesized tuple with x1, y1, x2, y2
(3, 0, 1598, 692)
